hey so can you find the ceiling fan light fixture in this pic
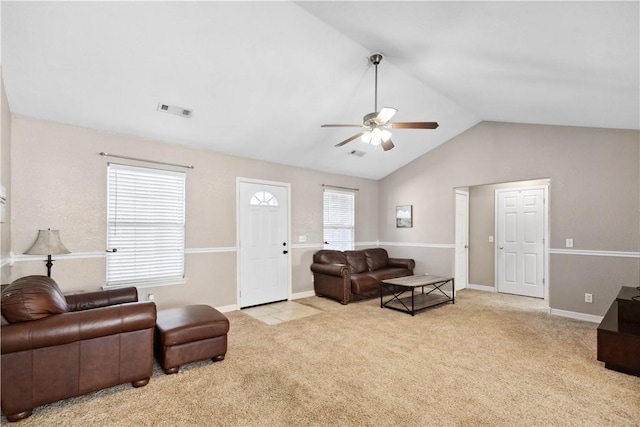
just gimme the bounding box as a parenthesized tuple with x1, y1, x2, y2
(370, 130, 382, 146)
(361, 131, 372, 144)
(361, 127, 392, 147)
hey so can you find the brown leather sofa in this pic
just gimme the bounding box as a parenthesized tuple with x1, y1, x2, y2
(1, 275, 156, 422)
(311, 248, 415, 304)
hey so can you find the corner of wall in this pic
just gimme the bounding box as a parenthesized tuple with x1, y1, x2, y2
(1, 67, 13, 284)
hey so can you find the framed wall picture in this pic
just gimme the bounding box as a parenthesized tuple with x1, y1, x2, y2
(396, 205, 412, 228)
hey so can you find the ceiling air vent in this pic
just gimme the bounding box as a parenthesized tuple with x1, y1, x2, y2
(348, 150, 366, 158)
(157, 103, 192, 118)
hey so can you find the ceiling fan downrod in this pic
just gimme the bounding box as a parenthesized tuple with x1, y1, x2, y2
(369, 52, 384, 113)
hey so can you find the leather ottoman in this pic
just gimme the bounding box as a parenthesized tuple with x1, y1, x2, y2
(155, 305, 229, 374)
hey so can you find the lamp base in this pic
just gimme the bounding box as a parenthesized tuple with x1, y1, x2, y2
(45, 255, 53, 277)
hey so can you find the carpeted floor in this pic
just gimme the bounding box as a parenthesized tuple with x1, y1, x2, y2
(3, 290, 639, 426)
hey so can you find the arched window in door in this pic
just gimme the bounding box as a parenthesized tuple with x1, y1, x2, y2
(250, 191, 279, 206)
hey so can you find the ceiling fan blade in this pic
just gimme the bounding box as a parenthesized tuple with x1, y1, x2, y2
(335, 132, 365, 147)
(381, 139, 395, 151)
(376, 107, 398, 124)
(321, 124, 362, 128)
(390, 122, 439, 129)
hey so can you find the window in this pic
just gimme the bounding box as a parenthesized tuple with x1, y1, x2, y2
(323, 189, 355, 251)
(107, 163, 186, 287)
(250, 191, 279, 206)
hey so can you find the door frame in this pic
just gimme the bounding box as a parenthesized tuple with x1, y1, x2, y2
(236, 177, 292, 308)
(454, 189, 469, 293)
(494, 184, 549, 300)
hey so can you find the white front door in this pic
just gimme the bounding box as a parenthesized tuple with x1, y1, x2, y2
(238, 180, 289, 308)
(496, 187, 546, 298)
(454, 190, 469, 291)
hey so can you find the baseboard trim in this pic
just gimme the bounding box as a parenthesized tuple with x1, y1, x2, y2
(548, 308, 603, 324)
(216, 304, 238, 313)
(292, 290, 316, 300)
(467, 283, 497, 292)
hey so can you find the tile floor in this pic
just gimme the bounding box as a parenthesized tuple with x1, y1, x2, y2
(242, 300, 322, 325)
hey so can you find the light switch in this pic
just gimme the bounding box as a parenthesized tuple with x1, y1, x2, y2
(489, 236, 494, 243)
(566, 238, 574, 248)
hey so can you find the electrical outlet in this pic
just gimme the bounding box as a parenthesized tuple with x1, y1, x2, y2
(566, 238, 574, 248)
(585, 293, 593, 303)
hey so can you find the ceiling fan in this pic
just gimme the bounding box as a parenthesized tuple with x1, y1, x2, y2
(322, 53, 438, 151)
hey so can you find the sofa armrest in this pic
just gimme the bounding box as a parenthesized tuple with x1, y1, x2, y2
(388, 258, 415, 272)
(65, 286, 138, 311)
(310, 263, 349, 277)
(311, 263, 352, 304)
(1, 301, 156, 354)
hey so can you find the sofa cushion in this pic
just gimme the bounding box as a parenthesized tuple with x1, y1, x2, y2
(345, 251, 368, 274)
(367, 268, 414, 282)
(1, 275, 69, 323)
(314, 250, 346, 265)
(350, 273, 380, 295)
(364, 248, 389, 271)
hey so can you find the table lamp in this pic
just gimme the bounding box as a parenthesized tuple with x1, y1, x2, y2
(24, 229, 70, 277)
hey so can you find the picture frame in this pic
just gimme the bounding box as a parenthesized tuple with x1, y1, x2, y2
(396, 205, 412, 228)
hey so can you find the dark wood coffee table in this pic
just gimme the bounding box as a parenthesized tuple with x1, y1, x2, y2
(380, 275, 454, 316)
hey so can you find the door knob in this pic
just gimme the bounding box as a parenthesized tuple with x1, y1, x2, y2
(464, 245, 469, 249)
(283, 250, 288, 254)
(499, 246, 504, 250)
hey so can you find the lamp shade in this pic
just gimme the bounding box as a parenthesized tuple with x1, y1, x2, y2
(25, 229, 70, 256)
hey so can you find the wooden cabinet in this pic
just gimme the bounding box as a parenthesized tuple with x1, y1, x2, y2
(597, 286, 640, 377)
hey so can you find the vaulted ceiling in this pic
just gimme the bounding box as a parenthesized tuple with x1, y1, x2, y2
(2, 1, 638, 180)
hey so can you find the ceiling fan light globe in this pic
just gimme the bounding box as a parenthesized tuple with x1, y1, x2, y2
(361, 132, 373, 143)
(369, 128, 383, 146)
(380, 129, 392, 142)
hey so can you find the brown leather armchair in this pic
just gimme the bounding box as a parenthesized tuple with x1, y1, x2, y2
(1, 276, 157, 422)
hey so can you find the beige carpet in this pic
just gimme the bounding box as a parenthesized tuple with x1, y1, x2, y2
(4, 290, 639, 426)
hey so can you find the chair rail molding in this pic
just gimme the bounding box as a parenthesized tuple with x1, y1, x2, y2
(549, 248, 640, 258)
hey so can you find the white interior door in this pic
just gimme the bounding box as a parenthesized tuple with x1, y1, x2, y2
(496, 187, 545, 298)
(238, 180, 289, 308)
(455, 190, 469, 291)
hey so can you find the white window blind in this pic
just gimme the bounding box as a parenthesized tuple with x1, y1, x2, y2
(323, 189, 355, 251)
(107, 163, 186, 287)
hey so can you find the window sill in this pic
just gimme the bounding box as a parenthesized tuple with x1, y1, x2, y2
(103, 277, 188, 290)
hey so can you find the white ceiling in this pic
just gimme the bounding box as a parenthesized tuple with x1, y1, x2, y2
(2, 1, 638, 180)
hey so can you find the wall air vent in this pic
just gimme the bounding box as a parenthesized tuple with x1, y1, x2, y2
(157, 103, 192, 118)
(348, 150, 366, 157)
